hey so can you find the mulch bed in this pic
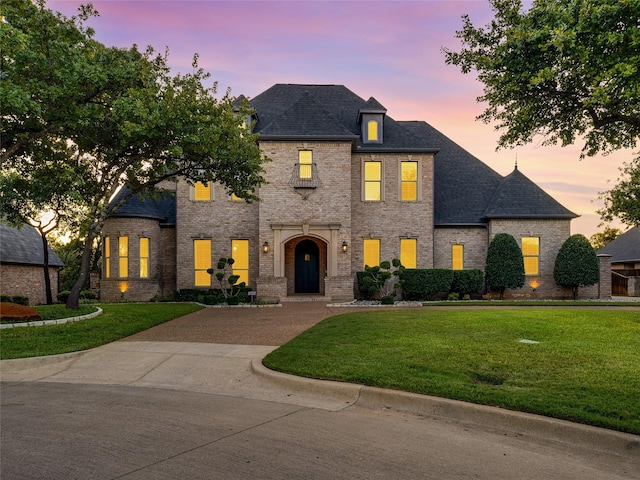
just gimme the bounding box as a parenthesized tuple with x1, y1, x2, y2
(0, 302, 41, 323)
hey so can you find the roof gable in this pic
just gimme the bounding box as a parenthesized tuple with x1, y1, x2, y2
(483, 167, 578, 220)
(0, 223, 64, 267)
(597, 227, 640, 263)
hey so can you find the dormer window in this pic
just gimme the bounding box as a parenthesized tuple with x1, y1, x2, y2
(358, 97, 386, 144)
(367, 120, 379, 142)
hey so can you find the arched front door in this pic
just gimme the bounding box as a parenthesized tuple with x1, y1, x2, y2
(295, 240, 320, 294)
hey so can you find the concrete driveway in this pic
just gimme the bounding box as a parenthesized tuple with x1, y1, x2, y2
(1, 302, 639, 479)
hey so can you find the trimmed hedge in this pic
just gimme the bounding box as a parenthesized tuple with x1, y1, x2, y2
(451, 269, 484, 296)
(399, 269, 454, 301)
(0, 295, 29, 305)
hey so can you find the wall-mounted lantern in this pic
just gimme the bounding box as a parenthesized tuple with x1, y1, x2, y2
(263, 241, 269, 253)
(342, 241, 348, 253)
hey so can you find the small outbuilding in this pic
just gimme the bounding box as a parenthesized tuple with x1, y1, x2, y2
(0, 223, 65, 305)
(597, 227, 640, 296)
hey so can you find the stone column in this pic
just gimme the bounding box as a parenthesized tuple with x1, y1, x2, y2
(597, 254, 612, 299)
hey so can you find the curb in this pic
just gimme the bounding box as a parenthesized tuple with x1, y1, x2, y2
(0, 307, 103, 329)
(0, 350, 89, 372)
(252, 359, 640, 459)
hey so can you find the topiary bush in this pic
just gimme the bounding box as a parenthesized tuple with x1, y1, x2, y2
(357, 259, 403, 300)
(485, 233, 525, 299)
(554, 234, 599, 300)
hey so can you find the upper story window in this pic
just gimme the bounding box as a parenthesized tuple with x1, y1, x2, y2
(118, 236, 128, 278)
(363, 160, 382, 201)
(522, 237, 540, 275)
(400, 161, 418, 201)
(104, 237, 111, 279)
(192, 181, 213, 201)
(231, 192, 243, 202)
(298, 150, 313, 179)
(452, 244, 464, 270)
(367, 120, 379, 142)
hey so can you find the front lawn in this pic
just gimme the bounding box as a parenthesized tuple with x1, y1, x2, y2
(0, 303, 203, 360)
(263, 308, 640, 434)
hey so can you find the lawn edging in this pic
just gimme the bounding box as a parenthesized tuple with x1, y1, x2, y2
(0, 307, 103, 329)
(253, 358, 640, 459)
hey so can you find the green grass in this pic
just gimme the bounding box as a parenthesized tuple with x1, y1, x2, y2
(264, 308, 640, 434)
(0, 303, 202, 360)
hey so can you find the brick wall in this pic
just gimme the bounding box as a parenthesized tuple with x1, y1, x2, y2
(351, 152, 435, 271)
(434, 226, 488, 271)
(0, 264, 61, 305)
(488, 219, 572, 299)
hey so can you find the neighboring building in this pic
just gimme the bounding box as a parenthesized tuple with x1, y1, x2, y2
(597, 227, 640, 296)
(101, 84, 588, 302)
(0, 223, 64, 305)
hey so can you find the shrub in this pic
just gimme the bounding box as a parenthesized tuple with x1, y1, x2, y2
(447, 292, 460, 301)
(451, 269, 484, 297)
(554, 234, 599, 300)
(2, 295, 29, 305)
(80, 290, 97, 300)
(357, 259, 403, 300)
(57, 290, 71, 303)
(485, 233, 525, 299)
(400, 269, 454, 301)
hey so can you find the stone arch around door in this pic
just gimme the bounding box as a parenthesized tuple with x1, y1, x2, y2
(284, 236, 327, 296)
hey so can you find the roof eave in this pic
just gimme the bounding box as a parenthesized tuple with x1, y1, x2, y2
(356, 147, 440, 154)
(483, 213, 579, 220)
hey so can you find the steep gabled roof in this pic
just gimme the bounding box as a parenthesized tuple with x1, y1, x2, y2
(401, 120, 503, 225)
(0, 223, 64, 267)
(483, 167, 578, 220)
(597, 227, 640, 263)
(249, 84, 437, 152)
(107, 188, 176, 227)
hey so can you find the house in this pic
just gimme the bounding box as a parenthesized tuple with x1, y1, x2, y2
(0, 222, 65, 305)
(101, 83, 597, 302)
(597, 227, 640, 296)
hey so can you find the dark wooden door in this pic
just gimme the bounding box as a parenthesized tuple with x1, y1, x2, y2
(295, 240, 320, 293)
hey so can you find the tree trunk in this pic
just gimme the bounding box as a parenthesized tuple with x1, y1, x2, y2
(39, 230, 54, 305)
(66, 230, 96, 309)
(572, 286, 578, 301)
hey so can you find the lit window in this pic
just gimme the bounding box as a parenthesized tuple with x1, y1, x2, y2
(364, 161, 382, 201)
(193, 182, 212, 201)
(118, 236, 128, 278)
(367, 120, 378, 141)
(363, 239, 380, 268)
(401, 161, 418, 201)
(104, 237, 110, 278)
(232, 239, 249, 286)
(194, 239, 212, 286)
(231, 192, 242, 201)
(298, 150, 312, 179)
(452, 244, 464, 270)
(522, 237, 539, 275)
(400, 238, 417, 268)
(139, 237, 149, 278)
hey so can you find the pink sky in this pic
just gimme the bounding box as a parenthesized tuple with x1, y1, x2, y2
(48, 0, 633, 237)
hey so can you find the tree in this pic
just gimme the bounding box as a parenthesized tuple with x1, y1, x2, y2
(597, 158, 640, 228)
(589, 226, 623, 251)
(1, 1, 267, 308)
(485, 233, 525, 299)
(554, 234, 599, 300)
(443, 0, 639, 159)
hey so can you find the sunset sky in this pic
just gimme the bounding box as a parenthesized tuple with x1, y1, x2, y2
(48, 0, 633, 237)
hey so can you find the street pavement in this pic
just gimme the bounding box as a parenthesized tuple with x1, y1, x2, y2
(1, 302, 639, 479)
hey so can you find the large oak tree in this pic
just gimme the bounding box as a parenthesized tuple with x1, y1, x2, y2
(443, 0, 640, 226)
(1, 1, 267, 308)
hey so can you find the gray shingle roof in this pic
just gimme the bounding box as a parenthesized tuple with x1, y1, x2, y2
(0, 223, 64, 267)
(483, 167, 578, 220)
(105, 84, 577, 227)
(597, 227, 640, 263)
(108, 188, 176, 227)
